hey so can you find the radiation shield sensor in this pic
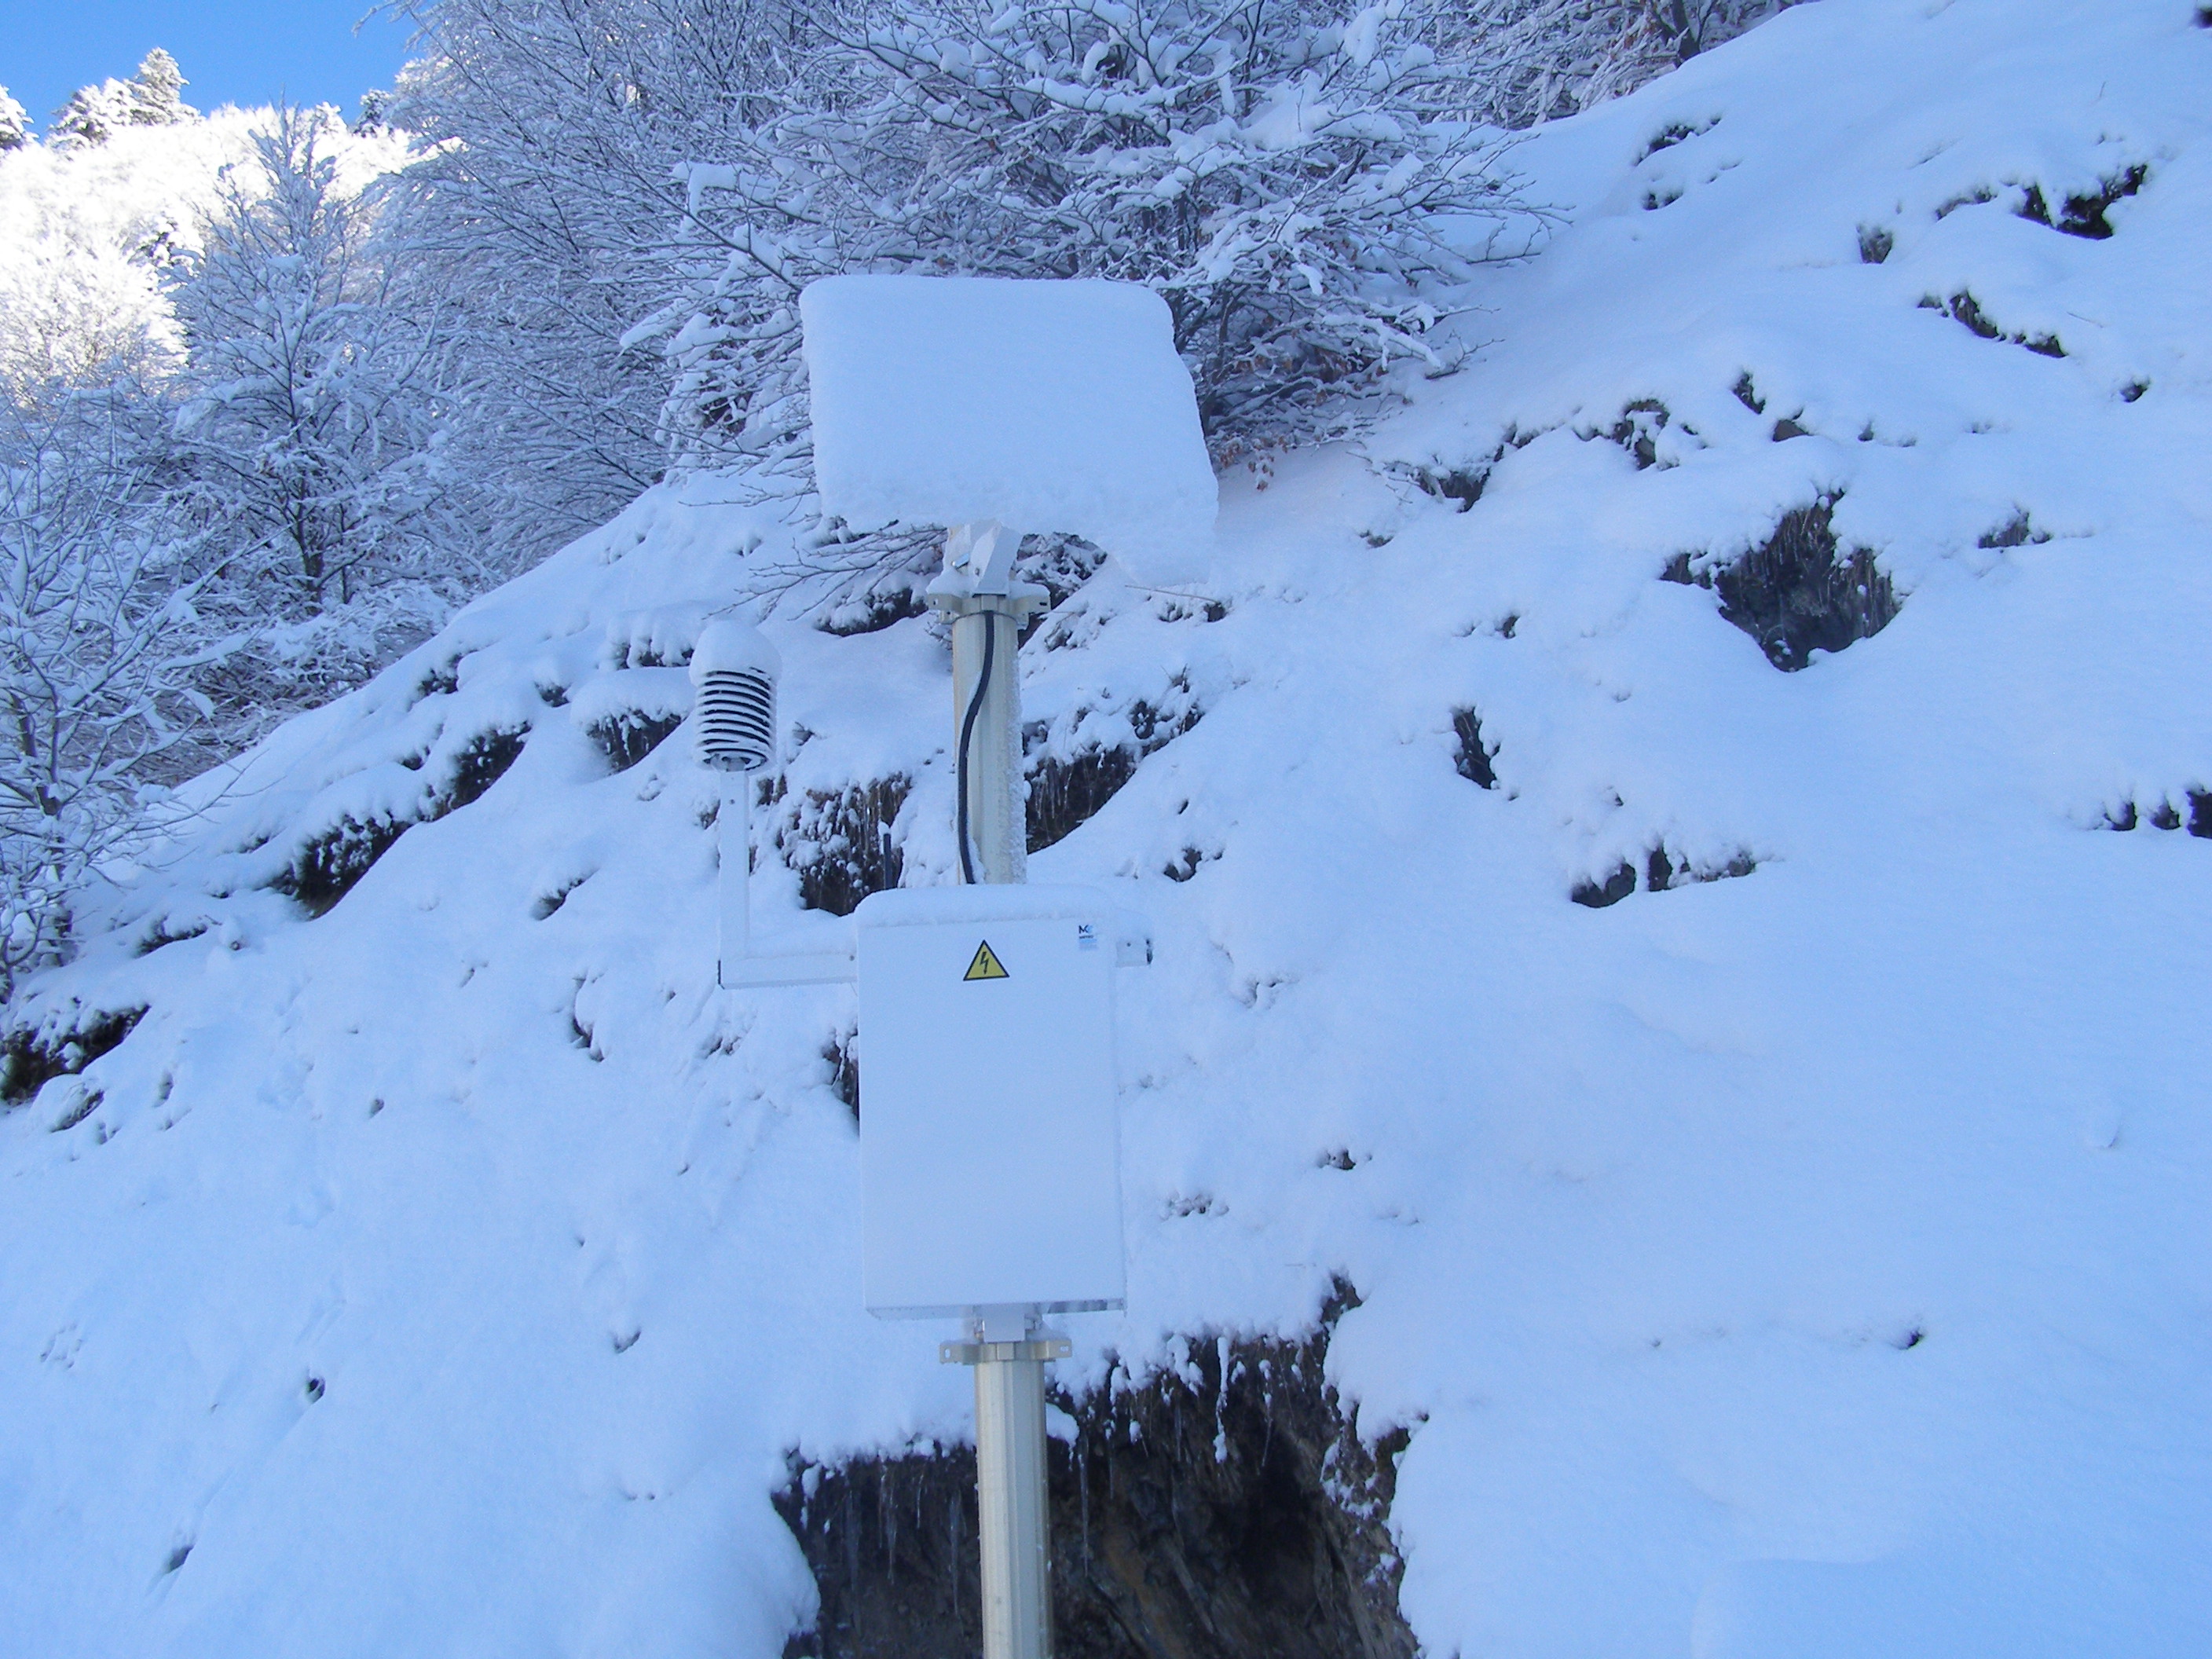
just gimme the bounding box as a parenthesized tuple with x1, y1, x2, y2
(856, 884, 1138, 1317)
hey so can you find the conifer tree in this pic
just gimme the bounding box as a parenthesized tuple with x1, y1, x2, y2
(125, 49, 197, 127)
(47, 82, 129, 149)
(0, 87, 28, 152)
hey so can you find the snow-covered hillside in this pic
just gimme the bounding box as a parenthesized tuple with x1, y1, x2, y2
(5, 2, 2210, 1655)
(0, 105, 407, 386)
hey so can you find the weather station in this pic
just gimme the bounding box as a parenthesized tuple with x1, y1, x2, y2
(696, 273, 1214, 1659)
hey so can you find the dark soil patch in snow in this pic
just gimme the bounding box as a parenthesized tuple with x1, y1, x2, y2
(1163, 844, 1221, 882)
(1924, 290, 2064, 357)
(1573, 863, 1639, 908)
(1664, 496, 1898, 670)
(2018, 164, 2148, 239)
(2104, 791, 2212, 838)
(1452, 708, 1500, 789)
(273, 727, 530, 915)
(1934, 185, 1998, 220)
(1586, 398, 1677, 470)
(1573, 844, 1757, 908)
(411, 658, 460, 701)
(1413, 463, 1488, 511)
(1030, 745, 1141, 855)
(1858, 224, 1894, 264)
(133, 916, 211, 957)
(532, 873, 591, 919)
(1978, 510, 2052, 551)
(778, 1293, 1415, 1659)
(816, 580, 931, 638)
(1027, 689, 1203, 855)
(586, 709, 685, 773)
(445, 726, 529, 811)
(1, 1005, 145, 1105)
(824, 1027, 860, 1122)
(777, 777, 911, 917)
(1647, 844, 1758, 889)
(1407, 425, 1548, 512)
(271, 813, 415, 916)
(1639, 115, 1718, 161)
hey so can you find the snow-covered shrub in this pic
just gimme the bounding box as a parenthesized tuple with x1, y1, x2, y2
(267, 723, 531, 916)
(1026, 675, 1204, 853)
(771, 775, 914, 916)
(659, 0, 1540, 466)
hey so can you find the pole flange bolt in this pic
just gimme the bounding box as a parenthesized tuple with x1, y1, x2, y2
(940, 1338, 1072, 1366)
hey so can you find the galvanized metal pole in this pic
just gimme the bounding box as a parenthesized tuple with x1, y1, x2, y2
(944, 1323, 1071, 1659)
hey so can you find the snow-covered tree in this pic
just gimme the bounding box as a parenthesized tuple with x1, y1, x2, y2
(379, 0, 789, 562)
(0, 87, 28, 152)
(124, 49, 197, 127)
(46, 51, 200, 150)
(0, 375, 222, 997)
(382, 0, 1797, 580)
(47, 83, 131, 150)
(170, 104, 470, 619)
(657, 0, 1540, 473)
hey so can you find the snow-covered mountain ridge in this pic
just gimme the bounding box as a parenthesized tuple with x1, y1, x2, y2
(5, 2, 2209, 1656)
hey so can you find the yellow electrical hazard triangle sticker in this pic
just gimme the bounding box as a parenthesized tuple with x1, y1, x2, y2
(963, 939, 1009, 981)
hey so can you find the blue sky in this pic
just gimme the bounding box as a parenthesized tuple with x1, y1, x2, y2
(3, 2, 417, 134)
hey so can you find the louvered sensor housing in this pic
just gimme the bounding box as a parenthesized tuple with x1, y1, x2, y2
(690, 620, 780, 772)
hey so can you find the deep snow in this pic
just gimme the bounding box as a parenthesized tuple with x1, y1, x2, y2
(5, 2, 2210, 1655)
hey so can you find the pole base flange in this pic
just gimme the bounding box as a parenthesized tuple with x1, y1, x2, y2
(940, 1338, 1071, 1366)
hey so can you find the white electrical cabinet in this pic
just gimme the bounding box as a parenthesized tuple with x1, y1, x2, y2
(856, 884, 1130, 1317)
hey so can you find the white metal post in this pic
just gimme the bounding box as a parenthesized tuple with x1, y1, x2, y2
(944, 1320, 1071, 1659)
(716, 778, 749, 985)
(976, 1343, 1051, 1659)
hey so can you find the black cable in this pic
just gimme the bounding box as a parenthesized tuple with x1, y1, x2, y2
(956, 606, 996, 884)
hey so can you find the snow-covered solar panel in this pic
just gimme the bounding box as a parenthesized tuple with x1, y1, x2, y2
(800, 276, 1217, 579)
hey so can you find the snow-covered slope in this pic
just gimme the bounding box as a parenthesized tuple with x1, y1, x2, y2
(6, 2, 2210, 1655)
(0, 107, 408, 385)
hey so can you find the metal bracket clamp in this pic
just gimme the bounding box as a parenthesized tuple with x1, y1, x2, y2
(940, 1338, 1072, 1366)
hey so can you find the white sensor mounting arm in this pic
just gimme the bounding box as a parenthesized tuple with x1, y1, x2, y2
(690, 619, 855, 989)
